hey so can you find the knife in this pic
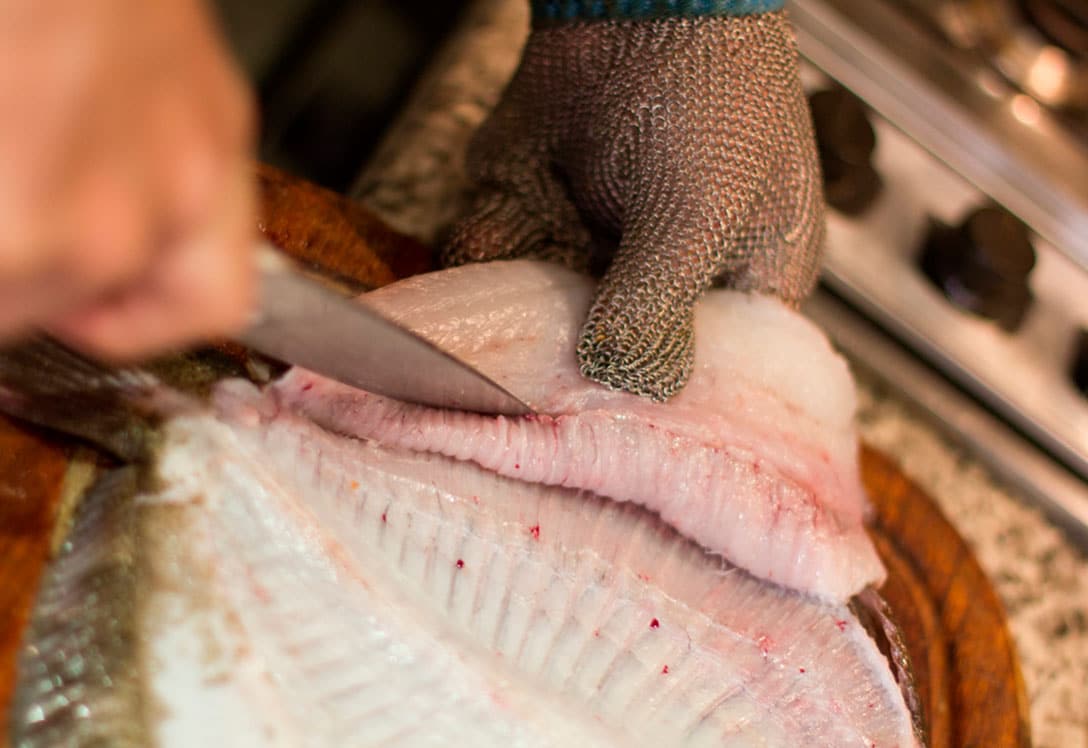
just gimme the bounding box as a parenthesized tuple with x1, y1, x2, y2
(239, 243, 533, 416)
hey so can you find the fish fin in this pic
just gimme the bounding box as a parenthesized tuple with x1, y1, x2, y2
(10, 467, 150, 748)
(0, 338, 166, 462)
(852, 586, 927, 745)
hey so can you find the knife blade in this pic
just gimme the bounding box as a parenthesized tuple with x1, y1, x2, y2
(239, 243, 533, 416)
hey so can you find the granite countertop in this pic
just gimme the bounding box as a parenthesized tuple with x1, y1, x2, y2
(353, 1, 1088, 743)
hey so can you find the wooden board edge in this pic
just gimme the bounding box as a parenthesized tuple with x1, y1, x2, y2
(863, 445, 1032, 747)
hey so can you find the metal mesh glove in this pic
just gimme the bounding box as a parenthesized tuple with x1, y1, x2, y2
(442, 11, 825, 400)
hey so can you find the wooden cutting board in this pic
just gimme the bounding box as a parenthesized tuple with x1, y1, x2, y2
(0, 166, 1030, 746)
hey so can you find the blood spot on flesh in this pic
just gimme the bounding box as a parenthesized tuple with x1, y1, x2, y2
(381, 513, 387, 523)
(836, 619, 848, 632)
(253, 583, 272, 603)
(456, 559, 465, 569)
(593, 629, 600, 638)
(661, 665, 669, 675)
(301, 383, 314, 392)
(637, 573, 651, 582)
(529, 524, 541, 540)
(650, 618, 660, 629)
(514, 463, 521, 470)
(799, 667, 806, 674)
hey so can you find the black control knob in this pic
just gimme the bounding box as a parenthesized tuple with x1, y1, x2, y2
(808, 87, 883, 215)
(1072, 329, 1088, 398)
(919, 206, 1036, 331)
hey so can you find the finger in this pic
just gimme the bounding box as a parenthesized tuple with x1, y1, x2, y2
(49, 161, 256, 360)
(0, 155, 153, 337)
(0, 28, 83, 280)
(48, 63, 256, 359)
(145, 71, 254, 248)
(443, 135, 594, 271)
(63, 154, 155, 297)
(160, 160, 257, 342)
(577, 189, 722, 401)
(0, 271, 65, 339)
(0, 0, 255, 355)
(174, 0, 256, 151)
(443, 186, 589, 271)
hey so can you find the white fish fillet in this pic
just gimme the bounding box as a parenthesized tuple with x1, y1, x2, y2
(275, 260, 884, 601)
(8, 261, 919, 746)
(12, 382, 914, 746)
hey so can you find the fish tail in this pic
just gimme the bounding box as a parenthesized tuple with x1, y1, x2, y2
(0, 338, 163, 462)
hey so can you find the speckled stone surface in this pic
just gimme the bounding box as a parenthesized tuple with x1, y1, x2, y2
(355, 1, 1088, 744)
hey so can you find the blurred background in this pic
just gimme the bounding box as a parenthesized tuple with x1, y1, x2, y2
(212, 0, 470, 191)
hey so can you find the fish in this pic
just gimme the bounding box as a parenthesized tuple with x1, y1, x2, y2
(3, 260, 921, 746)
(274, 260, 884, 601)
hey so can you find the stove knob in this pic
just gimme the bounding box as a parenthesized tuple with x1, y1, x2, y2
(919, 206, 1036, 331)
(808, 87, 882, 215)
(1073, 330, 1088, 398)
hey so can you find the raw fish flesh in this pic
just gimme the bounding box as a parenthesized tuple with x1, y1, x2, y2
(3, 261, 919, 746)
(276, 260, 884, 601)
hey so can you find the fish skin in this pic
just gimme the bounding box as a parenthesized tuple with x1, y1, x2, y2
(0, 339, 163, 463)
(274, 260, 883, 601)
(851, 588, 927, 742)
(10, 468, 149, 748)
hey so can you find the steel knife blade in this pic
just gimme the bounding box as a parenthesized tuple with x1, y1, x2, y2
(239, 243, 533, 416)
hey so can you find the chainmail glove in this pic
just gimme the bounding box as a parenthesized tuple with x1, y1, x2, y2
(443, 5, 825, 401)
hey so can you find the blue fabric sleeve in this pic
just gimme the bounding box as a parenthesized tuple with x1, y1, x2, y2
(531, 0, 785, 23)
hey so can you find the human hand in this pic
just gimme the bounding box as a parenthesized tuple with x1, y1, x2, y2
(443, 12, 825, 400)
(0, 0, 256, 360)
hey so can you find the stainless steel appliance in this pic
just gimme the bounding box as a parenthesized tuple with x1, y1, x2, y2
(789, 0, 1088, 544)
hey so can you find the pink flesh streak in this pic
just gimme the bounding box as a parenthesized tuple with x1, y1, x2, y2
(273, 260, 885, 601)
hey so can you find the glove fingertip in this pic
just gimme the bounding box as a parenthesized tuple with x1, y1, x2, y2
(576, 292, 696, 402)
